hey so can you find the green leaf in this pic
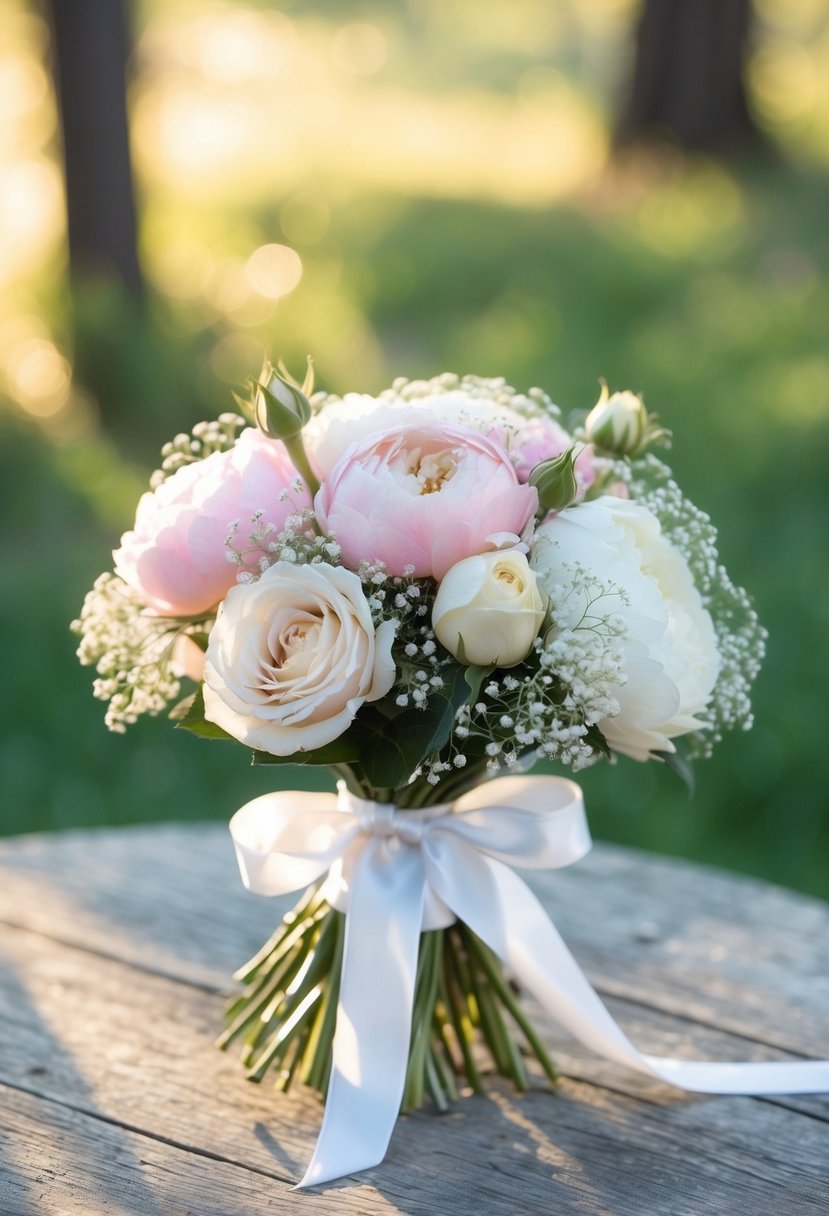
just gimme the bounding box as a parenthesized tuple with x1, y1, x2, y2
(463, 664, 494, 707)
(169, 692, 196, 722)
(365, 696, 410, 723)
(655, 747, 695, 795)
(175, 686, 235, 742)
(358, 710, 435, 790)
(359, 664, 472, 789)
(424, 664, 473, 751)
(584, 722, 611, 759)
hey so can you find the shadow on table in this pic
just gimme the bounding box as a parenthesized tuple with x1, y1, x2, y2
(294, 1080, 821, 1216)
(0, 951, 165, 1216)
(0, 824, 274, 987)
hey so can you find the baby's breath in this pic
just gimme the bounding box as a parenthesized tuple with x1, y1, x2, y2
(627, 453, 766, 749)
(312, 372, 560, 426)
(71, 574, 205, 731)
(150, 413, 246, 488)
(358, 562, 450, 705)
(225, 506, 337, 580)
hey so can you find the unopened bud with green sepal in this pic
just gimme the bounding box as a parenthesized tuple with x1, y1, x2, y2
(583, 384, 669, 458)
(250, 358, 314, 441)
(234, 356, 320, 495)
(529, 446, 579, 512)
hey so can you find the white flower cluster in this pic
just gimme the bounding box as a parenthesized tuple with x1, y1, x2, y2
(71, 574, 196, 731)
(356, 564, 441, 692)
(627, 455, 720, 593)
(313, 371, 560, 424)
(387, 372, 559, 420)
(224, 505, 341, 581)
(150, 413, 246, 489)
(704, 584, 765, 745)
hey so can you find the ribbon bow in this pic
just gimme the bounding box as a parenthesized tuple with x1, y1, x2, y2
(230, 776, 829, 1188)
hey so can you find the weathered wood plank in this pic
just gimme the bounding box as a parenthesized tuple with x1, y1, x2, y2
(3, 1042, 828, 1216)
(0, 825, 826, 1056)
(0, 881, 827, 1213)
(1, 915, 825, 1130)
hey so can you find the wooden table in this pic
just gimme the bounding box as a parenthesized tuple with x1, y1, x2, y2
(0, 825, 826, 1215)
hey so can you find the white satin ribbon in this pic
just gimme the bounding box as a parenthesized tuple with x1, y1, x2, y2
(230, 777, 829, 1189)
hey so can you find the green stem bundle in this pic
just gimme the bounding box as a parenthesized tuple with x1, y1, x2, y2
(220, 895, 558, 1109)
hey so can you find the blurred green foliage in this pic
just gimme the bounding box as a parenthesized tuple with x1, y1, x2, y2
(2, 1, 828, 900)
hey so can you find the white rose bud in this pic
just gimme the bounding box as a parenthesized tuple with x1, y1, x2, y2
(432, 550, 547, 668)
(584, 385, 649, 456)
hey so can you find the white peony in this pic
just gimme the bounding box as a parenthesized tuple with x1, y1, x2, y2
(432, 550, 546, 667)
(531, 497, 720, 761)
(202, 562, 396, 755)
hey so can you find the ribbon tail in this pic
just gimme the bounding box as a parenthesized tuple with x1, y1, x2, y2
(297, 838, 427, 1188)
(429, 841, 829, 1097)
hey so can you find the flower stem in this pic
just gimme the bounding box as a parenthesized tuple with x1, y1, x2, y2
(223, 871, 558, 1107)
(232, 882, 325, 984)
(303, 910, 344, 1092)
(463, 927, 558, 1085)
(246, 985, 323, 1082)
(403, 930, 444, 1111)
(284, 433, 320, 497)
(441, 932, 484, 1092)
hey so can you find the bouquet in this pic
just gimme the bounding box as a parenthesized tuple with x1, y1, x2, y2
(76, 364, 824, 1189)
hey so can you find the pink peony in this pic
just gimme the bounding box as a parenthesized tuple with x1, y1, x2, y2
(304, 387, 587, 487)
(314, 422, 537, 580)
(114, 428, 310, 617)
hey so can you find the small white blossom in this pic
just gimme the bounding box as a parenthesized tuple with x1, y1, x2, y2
(71, 574, 203, 731)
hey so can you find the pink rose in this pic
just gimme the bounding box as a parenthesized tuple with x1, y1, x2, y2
(114, 428, 310, 616)
(314, 422, 537, 579)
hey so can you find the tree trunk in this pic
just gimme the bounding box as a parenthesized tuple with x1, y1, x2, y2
(617, 0, 759, 152)
(45, 0, 143, 294)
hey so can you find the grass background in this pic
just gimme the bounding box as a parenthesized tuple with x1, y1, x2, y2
(2, 1, 828, 900)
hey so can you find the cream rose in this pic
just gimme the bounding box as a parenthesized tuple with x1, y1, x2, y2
(202, 562, 396, 755)
(432, 550, 547, 667)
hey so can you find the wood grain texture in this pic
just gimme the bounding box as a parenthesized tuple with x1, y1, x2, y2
(0, 825, 827, 1215)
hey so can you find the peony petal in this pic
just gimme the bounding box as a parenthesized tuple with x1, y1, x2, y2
(114, 428, 310, 617)
(317, 421, 536, 578)
(532, 496, 719, 761)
